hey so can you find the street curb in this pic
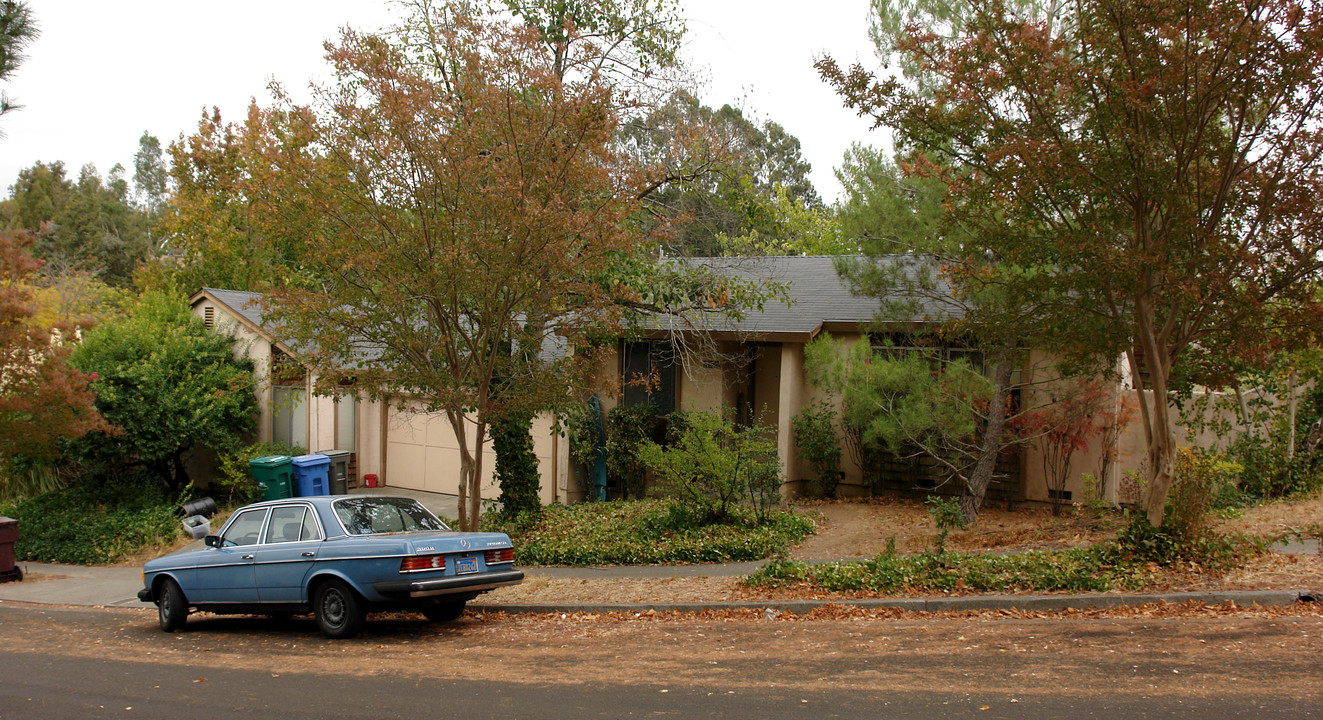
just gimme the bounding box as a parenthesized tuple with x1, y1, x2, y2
(472, 590, 1318, 616)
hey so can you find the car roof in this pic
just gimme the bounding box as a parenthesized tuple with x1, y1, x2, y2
(237, 495, 418, 511)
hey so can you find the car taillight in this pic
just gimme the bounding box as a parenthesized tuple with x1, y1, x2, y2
(485, 548, 514, 565)
(400, 554, 446, 573)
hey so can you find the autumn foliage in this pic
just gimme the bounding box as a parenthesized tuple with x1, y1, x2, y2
(0, 230, 108, 466)
(821, 0, 1323, 524)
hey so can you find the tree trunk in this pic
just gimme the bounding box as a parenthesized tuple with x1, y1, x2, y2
(960, 339, 1016, 526)
(171, 452, 191, 492)
(1286, 370, 1298, 460)
(468, 420, 487, 529)
(1303, 414, 1323, 456)
(1132, 310, 1178, 527)
(452, 411, 474, 531)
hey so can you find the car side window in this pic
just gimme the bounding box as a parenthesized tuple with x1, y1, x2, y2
(300, 507, 323, 541)
(262, 505, 323, 543)
(222, 509, 268, 547)
(267, 506, 306, 544)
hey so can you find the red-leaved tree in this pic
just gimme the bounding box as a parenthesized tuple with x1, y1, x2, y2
(0, 230, 108, 467)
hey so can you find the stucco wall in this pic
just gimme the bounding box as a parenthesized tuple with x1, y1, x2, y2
(192, 301, 274, 445)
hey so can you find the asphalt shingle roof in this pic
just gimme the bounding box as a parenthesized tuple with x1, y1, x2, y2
(197, 255, 960, 350)
(668, 255, 962, 340)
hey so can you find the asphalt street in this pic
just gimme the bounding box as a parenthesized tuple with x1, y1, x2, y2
(3, 603, 1320, 719)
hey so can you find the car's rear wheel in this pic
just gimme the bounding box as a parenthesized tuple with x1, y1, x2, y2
(157, 578, 188, 632)
(420, 598, 466, 623)
(314, 579, 365, 639)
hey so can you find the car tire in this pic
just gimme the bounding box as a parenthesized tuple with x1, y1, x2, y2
(157, 578, 188, 632)
(314, 579, 365, 639)
(420, 599, 466, 623)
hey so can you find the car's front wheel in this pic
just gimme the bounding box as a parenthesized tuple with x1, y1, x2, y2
(314, 579, 365, 639)
(157, 578, 188, 632)
(420, 598, 466, 623)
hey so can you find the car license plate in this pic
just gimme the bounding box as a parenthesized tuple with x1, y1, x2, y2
(454, 557, 478, 575)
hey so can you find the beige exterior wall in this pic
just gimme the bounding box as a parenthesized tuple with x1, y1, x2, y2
(192, 301, 275, 445)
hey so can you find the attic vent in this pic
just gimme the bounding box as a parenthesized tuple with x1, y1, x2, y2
(203, 306, 215, 328)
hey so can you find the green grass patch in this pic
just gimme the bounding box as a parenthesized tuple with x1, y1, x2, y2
(482, 499, 816, 566)
(0, 479, 184, 565)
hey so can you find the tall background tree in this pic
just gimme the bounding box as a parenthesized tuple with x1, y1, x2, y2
(0, 0, 36, 125)
(621, 90, 823, 256)
(821, 0, 1323, 524)
(2, 160, 149, 287)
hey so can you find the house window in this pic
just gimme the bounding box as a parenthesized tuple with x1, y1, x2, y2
(272, 386, 308, 450)
(203, 306, 215, 329)
(335, 392, 356, 452)
(271, 350, 307, 450)
(621, 340, 677, 415)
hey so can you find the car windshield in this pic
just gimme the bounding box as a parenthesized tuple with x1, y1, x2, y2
(332, 497, 450, 535)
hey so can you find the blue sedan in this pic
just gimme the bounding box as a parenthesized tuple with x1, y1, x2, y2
(138, 495, 522, 638)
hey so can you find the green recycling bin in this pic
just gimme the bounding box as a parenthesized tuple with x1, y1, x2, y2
(248, 455, 293, 502)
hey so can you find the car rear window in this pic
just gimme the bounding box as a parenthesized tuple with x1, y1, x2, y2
(332, 497, 450, 535)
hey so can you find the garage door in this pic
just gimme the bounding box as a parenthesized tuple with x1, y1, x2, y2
(385, 403, 556, 502)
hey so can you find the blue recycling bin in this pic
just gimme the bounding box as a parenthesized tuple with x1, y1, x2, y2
(291, 453, 331, 497)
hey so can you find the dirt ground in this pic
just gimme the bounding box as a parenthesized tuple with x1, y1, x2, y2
(120, 494, 1323, 605)
(480, 494, 1323, 606)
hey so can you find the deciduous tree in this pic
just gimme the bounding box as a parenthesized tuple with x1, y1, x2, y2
(0, 230, 107, 465)
(821, 0, 1323, 525)
(251, 12, 683, 529)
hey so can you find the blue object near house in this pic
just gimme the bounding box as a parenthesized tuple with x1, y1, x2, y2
(291, 454, 331, 497)
(589, 395, 608, 501)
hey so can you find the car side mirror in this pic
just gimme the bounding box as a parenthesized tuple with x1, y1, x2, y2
(204, 535, 221, 548)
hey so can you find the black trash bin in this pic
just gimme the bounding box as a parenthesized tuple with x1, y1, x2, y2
(320, 449, 352, 495)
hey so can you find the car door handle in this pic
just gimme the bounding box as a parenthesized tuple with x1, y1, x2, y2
(242, 554, 255, 560)
(301, 552, 315, 557)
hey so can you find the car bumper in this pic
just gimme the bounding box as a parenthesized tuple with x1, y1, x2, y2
(372, 568, 524, 599)
(138, 587, 153, 603)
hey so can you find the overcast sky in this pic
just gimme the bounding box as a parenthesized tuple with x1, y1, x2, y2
(0, 0, 887, 204)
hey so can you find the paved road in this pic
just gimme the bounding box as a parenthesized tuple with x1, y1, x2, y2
(3, 603, 1320, 719)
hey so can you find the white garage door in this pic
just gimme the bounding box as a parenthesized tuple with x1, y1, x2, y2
(385, 403, 556, 502)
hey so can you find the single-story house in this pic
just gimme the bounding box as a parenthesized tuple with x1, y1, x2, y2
(191, 256, 1248, 508)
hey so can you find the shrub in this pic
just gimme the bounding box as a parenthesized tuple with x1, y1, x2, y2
(0, 461, 74, 504)
(1228, 434, 1322, 501)
(493, 411, 542, 520)
(746, 545, 1141, 594)
(791, 401, 842, 498)
(482, 499, 815, 566)
(215, 441, 306, 504)
(0, 473, 184, 565)
(561, 399, 605, 499)
(925, 494, 965, 553)
(639, 409, 783, 522)
(1110, 449, 1259, 570)
(605, 403, 659, 499)
(68, 292, 259, 490)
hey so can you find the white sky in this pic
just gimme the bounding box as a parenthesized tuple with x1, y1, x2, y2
(0, 0, 887, 204)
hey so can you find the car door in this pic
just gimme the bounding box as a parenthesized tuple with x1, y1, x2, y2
(190, 507, 267, 604)
(251, 504, 324, 603)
